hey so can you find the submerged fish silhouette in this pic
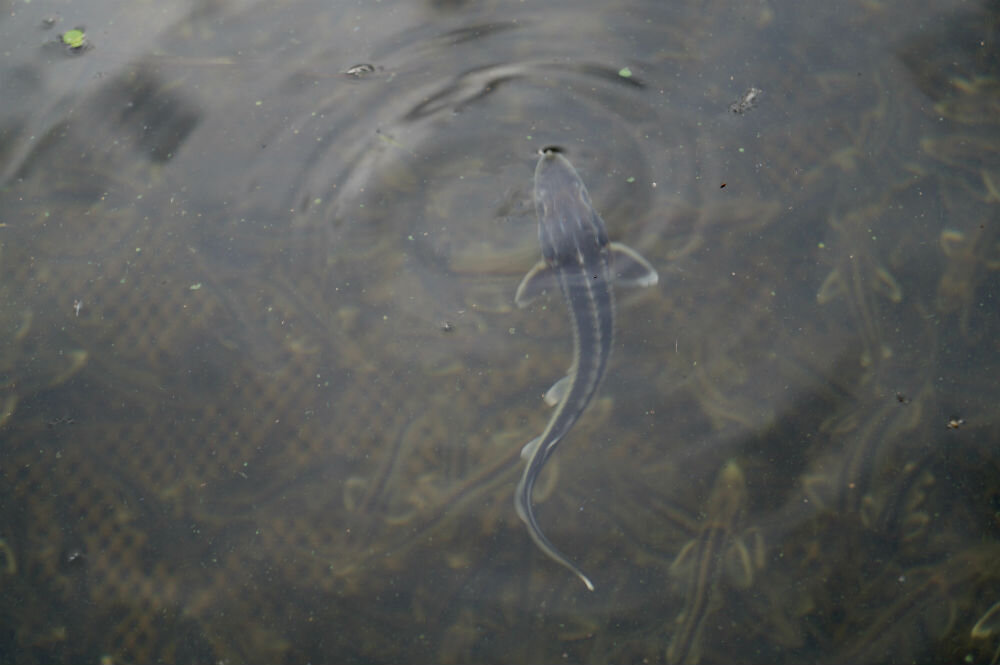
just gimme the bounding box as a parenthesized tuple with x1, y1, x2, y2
(514, 147, 659, 590)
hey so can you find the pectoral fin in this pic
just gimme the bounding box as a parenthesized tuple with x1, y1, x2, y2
(544, 375, 571, 406)
(515, 260, 558, 307)
(669, 539, 697, 579)
(521, 436, 542, 460)
(609, 242, 659, 287)
(724, 537, 755, 589)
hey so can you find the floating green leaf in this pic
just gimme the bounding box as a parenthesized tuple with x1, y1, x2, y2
(61, 29, 86, 49)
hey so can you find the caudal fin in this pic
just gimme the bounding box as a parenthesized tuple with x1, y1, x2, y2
(514, 461, 595, 591)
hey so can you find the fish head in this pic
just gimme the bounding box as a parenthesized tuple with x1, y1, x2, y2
(534, 148, 610, 268)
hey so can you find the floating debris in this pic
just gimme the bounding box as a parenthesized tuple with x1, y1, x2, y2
(730, 86, 762, 114)
(60, 27, 90, 54)
(343, 63, 377, 78)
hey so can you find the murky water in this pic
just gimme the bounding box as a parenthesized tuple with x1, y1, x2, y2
(1, 0, 998, 662)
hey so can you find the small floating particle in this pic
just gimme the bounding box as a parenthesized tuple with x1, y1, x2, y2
(189, 283, 202, 291)
(730, 87, 762, 114)
(618, 67, 633, 78)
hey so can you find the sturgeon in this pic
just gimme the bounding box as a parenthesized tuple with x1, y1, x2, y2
(514, 147, 659, 590)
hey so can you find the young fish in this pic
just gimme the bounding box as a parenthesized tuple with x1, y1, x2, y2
(514, 147, 659, 590)
(667, 461, 754, 665)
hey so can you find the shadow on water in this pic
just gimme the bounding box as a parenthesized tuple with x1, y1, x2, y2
(1, 0, 1000, 662)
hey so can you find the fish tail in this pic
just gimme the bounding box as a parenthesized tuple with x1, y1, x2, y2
(515, 466, 595, 591)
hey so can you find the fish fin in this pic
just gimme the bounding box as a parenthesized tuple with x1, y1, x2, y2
(724, 537, 755, 589)
(515, 260, 558, 307)
(816, 267, 844, 304)
(972, 600, 1000, 638)
(544, 375, 571, 406)
(514, 465, 596, 591)
(609, 242, 659, 287)
(669, 539, 697, 579)
(743, 526, 767, 571)
(521, 436, 542, 460)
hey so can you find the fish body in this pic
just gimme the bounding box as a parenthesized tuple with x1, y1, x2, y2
(514, 148, 658, 590)
(667, 461, 752, 665)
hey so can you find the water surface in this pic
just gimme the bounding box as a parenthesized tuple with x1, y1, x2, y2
(1, 0, 998, 662)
